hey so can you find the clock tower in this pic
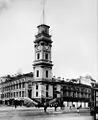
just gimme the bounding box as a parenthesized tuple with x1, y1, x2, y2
(32, 24, 53, 101)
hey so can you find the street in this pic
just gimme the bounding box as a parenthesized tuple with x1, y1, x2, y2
(0, 107, 95, 120)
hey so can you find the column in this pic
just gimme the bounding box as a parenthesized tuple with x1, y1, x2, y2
(76, 102, 78, 108)
(67, 101, 69, 107)
(84, 102, 86, 108)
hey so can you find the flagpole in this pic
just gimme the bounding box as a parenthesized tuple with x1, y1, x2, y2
(41, 0, 45, 24)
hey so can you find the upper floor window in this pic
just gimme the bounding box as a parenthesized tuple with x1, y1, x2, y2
(14, 85, 15, 89)
(46, 70, 48, 78)
(19, 91, 21, 97)
(36, 84, 38, 90)
(19, 83, 21, 89)
(16, 92, 18, 97)
(22, 82, 25, 88)
(22, 91, 24, 97)
(37, 53, 40, 59)
(46, 92, 48, 97)
(45, 53, 48, 60)
(36, 91, 38, 97)
(14, 92, 15, 97)
(16, 84, 18, 89)
(36, 70, 39, 77)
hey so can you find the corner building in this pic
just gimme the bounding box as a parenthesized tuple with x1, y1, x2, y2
(32, 24, 54, 102)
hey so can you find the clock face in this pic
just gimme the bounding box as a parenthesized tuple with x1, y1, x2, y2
(44, 45, 49, 50)
(37, 45, 41, 50)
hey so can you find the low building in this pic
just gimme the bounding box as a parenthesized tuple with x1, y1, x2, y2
(62, 81, 92, 108)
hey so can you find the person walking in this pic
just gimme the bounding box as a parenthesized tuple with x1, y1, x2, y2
(14, 100, 17, 109)
(44, 106, 47, 112)
(77, 107, 79, 114)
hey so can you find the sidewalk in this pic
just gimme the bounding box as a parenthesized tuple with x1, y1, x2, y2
(0, 106, 37, 111)
(0, 105, 90, 113)
(0, 106, 91, 118)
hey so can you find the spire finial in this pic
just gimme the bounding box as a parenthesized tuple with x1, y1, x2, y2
(41, 0, 45, 24)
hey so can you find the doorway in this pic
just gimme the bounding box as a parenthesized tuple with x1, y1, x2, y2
(28, 90, 32, 98)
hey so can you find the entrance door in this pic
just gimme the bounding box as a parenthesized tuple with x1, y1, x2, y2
(28, 90, 32, 98)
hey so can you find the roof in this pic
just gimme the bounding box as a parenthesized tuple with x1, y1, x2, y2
(37, 24, 50, 28)
(0, 72, 33, 83)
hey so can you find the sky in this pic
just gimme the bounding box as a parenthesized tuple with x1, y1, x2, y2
(0, 0, 97, 80)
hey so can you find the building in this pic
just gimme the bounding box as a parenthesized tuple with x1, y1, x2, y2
(0, 73, 33, 105)
(50, 77, 94, 108)
(0, 24, 62, 106)
(62, 81, 92, 108)
(0, 22, 96, 107)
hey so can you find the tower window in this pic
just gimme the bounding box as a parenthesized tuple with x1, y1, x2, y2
(37, 53, 40, 59)
(46, 70, 48, 78)
(36, 70, 39, 77)
(46, 85, 48, 90)
(36, 84, 38, 90)
(36, 91, 38, 97)
(45, 53, 48, 60)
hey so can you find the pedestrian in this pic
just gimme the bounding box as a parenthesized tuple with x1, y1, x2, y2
(55, 105, 57, 111)
(14, 100, 17, 109)
(44, 106, 47, 112)
(77, 107, 79, 114)
(70, 106, 71, 110)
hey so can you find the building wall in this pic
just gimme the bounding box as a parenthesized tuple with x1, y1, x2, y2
(0, 73, 93, 107)
(32, 83, 53, 99)
(34, 67, 52, 80)
(56, 84, 61, 98)
(62, 82, 92, 104)
(32, 83, 35, 98)
(48, 85, 53, 98)
(0, 74, 33, 103)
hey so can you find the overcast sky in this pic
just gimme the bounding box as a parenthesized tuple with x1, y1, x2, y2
(0, 0, 97, 80)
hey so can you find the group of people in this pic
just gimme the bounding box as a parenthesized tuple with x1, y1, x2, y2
(77, 106, 80, 113)
(14, 100, 23, 108)
(69, 105, 81, 114)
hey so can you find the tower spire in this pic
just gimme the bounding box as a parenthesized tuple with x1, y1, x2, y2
(41, 0, 45, 24)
